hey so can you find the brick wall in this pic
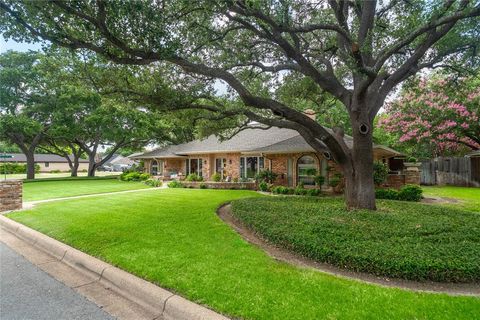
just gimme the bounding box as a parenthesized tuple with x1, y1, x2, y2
(386, 174, 405, 189)
(405, 170, 421, 185)
(0, 180, 22, 212)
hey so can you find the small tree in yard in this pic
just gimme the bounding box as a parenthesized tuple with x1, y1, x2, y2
(0, 51, 48, 179)
(2, 1, 479, 209)
(380, 75, 480, 157)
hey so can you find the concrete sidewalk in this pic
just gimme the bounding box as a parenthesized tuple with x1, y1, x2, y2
(0, 242, 115, 320)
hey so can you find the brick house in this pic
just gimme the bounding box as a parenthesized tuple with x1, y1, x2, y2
(131, 125, 410, 188)
(5, 154, 89, 173)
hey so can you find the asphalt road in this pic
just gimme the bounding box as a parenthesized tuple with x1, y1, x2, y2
(0, 242, 115, 320)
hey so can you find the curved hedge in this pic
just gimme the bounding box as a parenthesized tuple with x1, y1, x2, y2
(230, 197, 480, 283)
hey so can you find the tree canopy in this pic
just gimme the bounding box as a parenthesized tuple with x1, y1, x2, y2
(1, 0, 478, 208)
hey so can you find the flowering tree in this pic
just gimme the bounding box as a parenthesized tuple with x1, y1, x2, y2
(380, 76, 480, 156)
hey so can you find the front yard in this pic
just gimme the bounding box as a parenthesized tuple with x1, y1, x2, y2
(22, 178, 151, 201)
(7, 188, 479, 320)
(422, 186, 480, 213)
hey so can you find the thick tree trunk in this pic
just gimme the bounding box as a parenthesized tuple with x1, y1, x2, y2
(25, 151, 36, 180)
(87, 153, 97, 177)
(70, 158, 80, 177)
(343, 117, 376, 210)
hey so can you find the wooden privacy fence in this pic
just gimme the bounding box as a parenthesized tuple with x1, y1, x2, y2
(421, 157, 480, 187)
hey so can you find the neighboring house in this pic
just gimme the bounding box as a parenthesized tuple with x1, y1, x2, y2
(131, 125, 409, 188)
(5, 154, 89, 172)
(101, 154, 136, 172)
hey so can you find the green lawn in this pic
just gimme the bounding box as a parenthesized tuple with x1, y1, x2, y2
(3, 171, 119, 180)
(7, 189, 479, 320)
(422, 186, 480, 213)
(23, 179, 150, 201)
(231, 197, 480, 282)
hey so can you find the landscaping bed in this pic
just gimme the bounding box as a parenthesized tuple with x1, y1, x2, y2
(6, 189, 480, 320)
(231, 197, 480, 283)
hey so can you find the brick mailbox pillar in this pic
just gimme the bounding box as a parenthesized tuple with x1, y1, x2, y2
(0, 180, 22, 212)
(404, 163, 421, 185)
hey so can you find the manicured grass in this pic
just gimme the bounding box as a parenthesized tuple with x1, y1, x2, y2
(7, 189, 479, 320)
(3, 171, 119, 180)
(422, 186, 480, 213)
(231, 197, 480, 282)
(23, 179, 150, 201)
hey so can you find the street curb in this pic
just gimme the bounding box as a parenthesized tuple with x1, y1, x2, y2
(0, 215, 229, 320)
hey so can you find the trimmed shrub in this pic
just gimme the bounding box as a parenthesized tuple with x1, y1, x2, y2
(186, 173, 203, 182)
(139, 173, 151, 181)
(120, 172, 149, 181)
(373, 161, 389, 186)
(0, 163, 40, 174)
(199, 183, 207, 189)
(255, 170, 278, 183)
(258, 181, 269, 192)
(294, 186, 308, 195)
(144, 179, 162, 187)
(398, 184, 423, 202)
(375, 185, 423, 202)
(168, 180, 184, 188)
(272, 186, 294, 195)
(375, 188, 399, 200)
(306, 188, 321, 196)
(211, 172, 222, 182)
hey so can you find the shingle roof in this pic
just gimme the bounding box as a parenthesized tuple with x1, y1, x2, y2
(131, 125, 399, 159)
(4, 154, 89, 163)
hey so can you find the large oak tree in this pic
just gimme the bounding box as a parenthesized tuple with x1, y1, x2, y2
(2, 0, 478, 208)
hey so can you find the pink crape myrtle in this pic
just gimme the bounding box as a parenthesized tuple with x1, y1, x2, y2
(380, 76, 480, 156)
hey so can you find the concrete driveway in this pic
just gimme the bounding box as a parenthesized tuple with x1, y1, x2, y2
(0, 242, 115, 320)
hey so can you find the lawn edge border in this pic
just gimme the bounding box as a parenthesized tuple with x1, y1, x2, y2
(0, 215, 230, 320)
(219, 203, 480, 296)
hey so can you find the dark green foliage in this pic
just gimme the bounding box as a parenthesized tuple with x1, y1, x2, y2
(398, 185, 423, 202)
(167, 180, 184, 188)
(270, 185, 321, 196)
(306, 188, 321, 196)
(328, 176, 341, 188)
(294, 186, 308, 195)
(314, 175, 325, 186)
(271, 186, 294, 195)
(375, 188, 400, 200)
(0, 163, 40, 174)
(373, 161, 389, 186)
(255, 170, 278, 183)
(119, 171, 150, 181)
(231, 197, 480, 282)
(406, 156, 418, 163)
(376, 185, 423, 202)
(199, 183, 207, 189)
(185, 173, 203, 182)
(258, 181, 269, 192)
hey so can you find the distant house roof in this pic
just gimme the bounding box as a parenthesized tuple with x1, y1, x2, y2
(5, 154, 89, 163)
(103, 154, 135, 166)
(130, 125, 402, 159)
